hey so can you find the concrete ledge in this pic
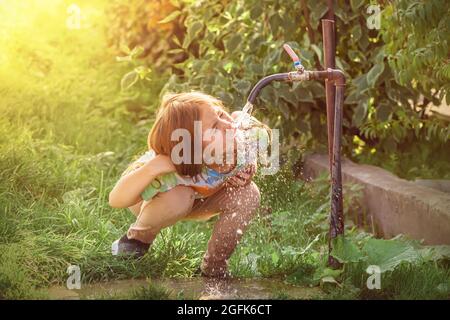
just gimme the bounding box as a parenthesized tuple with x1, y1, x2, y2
(303, 154, 450, 245)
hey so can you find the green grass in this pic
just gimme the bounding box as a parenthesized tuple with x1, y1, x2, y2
(0, 0, 449, 300)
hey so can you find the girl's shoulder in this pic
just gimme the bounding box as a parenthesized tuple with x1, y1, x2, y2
(121, 149, 157, 177)
(135, 149, 157, 162)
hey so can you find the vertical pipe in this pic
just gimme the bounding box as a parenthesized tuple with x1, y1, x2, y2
(326, 0, 334, 20)
(328, 84, 345, 268)
(322, 20, 336, 171)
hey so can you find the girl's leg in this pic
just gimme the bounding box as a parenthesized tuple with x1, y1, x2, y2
(184, 181, 261, 277)
(128, 200, 143, 217)
(127, 185, 196, 244)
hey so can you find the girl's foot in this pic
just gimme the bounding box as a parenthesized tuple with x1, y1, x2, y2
(195, 262, 231, 279)
(111, 234, 151, 258)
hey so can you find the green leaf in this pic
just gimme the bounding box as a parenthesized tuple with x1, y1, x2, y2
(350, 25, 362, 42)
(116, 55, 132, 62)
(376, 103, 391, 122)
(216, 91, 234, 105)
(168, 48, 185, 55)
(418, 245, 450, 262)
(345, 91, 361, 104)
(352, 101, 368, 127)
(182, 21, 203, 48)
(314, 267, 343, 281)
(278, 85, 297, 105)
(367, 62, 385, 87)
(310, 2, 328, 25)
(119, 43, 131, 55)
(158, 10, 182, 24)
(120, 70, 139, 90)
(250, 63, 264, 76)
(350, 0, 365, 11)
(134, 66, 151, 79)
(293, 87, 314, 103)
(331, 235, 365, 263)
(250, 6, 263, 20)
(269, 13, 282, 34)
(354, 74, 369, 93)
(232, 79, 251, 94)
(169, 0, 181, 8)
(310, 44, 322, 65)
(362, 238, 421, 272)
(130, 46, 144, 58)
(225, 34, 242, 53)
(279, 101, 290, 119)
(271, 252, 279, 265)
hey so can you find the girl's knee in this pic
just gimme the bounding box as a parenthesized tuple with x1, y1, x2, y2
(225, 181, 261, 212)
(244, 181, 261, 209)
(142, 185, 196, 215)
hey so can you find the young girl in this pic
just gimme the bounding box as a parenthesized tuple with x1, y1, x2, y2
(108, 91, 268, 278)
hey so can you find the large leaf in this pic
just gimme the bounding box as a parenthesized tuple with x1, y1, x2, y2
(331, 235, 365, 263)
(362, 238, 421, 272)
(418, 245, 450, 262)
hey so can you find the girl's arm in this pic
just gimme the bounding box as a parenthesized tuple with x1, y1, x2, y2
(108, 154, 176, 208)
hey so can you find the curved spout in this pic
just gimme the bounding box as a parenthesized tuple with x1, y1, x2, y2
(246, 69, 345, 105)
(247, 73, 290, 104)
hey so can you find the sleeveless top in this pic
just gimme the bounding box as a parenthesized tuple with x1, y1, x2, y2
(122, 149, 245, 201)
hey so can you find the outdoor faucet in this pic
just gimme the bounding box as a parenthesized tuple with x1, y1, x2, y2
(244, 42, 346, 269)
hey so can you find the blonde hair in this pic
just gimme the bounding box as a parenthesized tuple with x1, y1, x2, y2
(148, 91, 227, 177)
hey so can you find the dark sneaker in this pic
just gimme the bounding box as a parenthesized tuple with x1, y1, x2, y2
(111, 234, 151, 258)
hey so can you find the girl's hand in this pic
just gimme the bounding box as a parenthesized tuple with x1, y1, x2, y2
(225, 163, 257, 187)
(149, 154, 177, 175)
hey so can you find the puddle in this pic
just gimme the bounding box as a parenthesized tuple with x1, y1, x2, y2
(47, 277, 323, 300)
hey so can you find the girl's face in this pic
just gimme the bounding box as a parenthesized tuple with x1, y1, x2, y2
(199, 104, 237, 168)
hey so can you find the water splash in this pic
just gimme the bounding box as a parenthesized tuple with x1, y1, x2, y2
(232, 101, 253, 129)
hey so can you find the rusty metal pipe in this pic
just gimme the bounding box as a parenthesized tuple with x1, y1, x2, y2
(246, 67, 346, 269)
(328, 83, 345, 268)
(247, 70, 345, 104)
(322, 19, 336, 171)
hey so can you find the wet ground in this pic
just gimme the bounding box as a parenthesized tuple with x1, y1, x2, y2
(47, 277, 323, 300)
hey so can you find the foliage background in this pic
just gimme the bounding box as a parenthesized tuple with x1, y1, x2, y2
(106, 0, 450, 179)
